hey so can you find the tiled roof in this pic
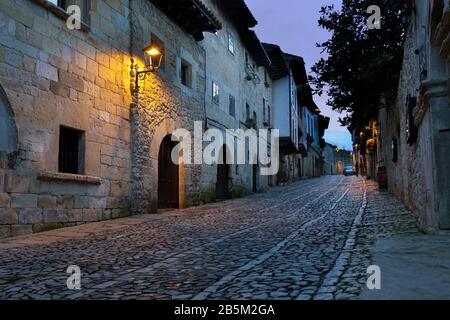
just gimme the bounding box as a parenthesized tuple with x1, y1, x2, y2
(241, 30, 271, 67)
(262, 43, 290, 80)
(217, 0, 258, 28)
(150, 0, 222, 41)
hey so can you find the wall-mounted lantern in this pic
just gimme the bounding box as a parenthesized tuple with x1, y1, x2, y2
(130, 45, 163, 91)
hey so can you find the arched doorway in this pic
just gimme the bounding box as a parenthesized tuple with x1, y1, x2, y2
(216, 145, 230, 200)
(0, 84, 18, 155)
(158, 135, 179, 209)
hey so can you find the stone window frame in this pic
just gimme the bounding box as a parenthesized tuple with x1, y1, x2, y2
(58, 125, 86, 175)
(180, 59, 192, 89)
(31, 0, 91, 32)
(37, 171, 101, 185)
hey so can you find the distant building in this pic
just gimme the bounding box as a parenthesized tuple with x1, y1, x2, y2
(322, 143, 353, 175)
(0, 0, 328, 239)
(263, 44, 329, 183)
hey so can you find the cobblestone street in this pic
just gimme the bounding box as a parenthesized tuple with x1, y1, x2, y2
(0, 176, 421, 300)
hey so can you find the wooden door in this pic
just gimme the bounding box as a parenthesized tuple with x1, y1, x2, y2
(158, 136, 179, 209)
(216, 146, 229, 199)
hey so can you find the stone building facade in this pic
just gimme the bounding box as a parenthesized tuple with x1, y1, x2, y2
(128, 0, 218, 212)
(0, 0, 134, 239)
(199, 0, 274, 197)
(0, 0, 282, 238)
(322, 143, 353, 176)
(368, 0, 450, 232)
(263, 43, 329, 183)
(0, 0, 325, 239)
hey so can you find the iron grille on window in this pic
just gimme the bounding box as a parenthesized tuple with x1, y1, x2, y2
(58, 126, 84, 174)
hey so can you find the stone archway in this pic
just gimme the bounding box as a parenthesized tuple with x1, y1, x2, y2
(0, 83, 18, 156)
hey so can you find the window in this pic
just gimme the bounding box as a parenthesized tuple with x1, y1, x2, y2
(306, 114, 311, 135)
(180, 59, 192, 88)
(267, 106, 271, 126)
(212, 81, 219, 105)
(263, 98, 266, 122)
(228, 33, 235, 54)
(245, 52, 249, 65)
(229, 95, 236, 117)
(47, 0, 90, 25)
(151, 33, 165, 70)
(392, 137, 398, 163)
(245, 103, 250, 121)
(58, 126, 85, 174)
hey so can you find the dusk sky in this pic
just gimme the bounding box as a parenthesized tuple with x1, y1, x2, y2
(245, 0, 353, 150)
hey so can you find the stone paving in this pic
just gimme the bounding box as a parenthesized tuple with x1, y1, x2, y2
(0, 176, 421, 300)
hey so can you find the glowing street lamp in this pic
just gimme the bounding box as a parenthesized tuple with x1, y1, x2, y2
(130, 45, 163, 91)
(143, 45, 163, 71)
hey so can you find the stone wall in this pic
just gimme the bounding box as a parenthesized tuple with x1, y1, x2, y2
(129, 0, 206, 212)
(0, 0, 298, 239)
(322, 144, 352, 175)
(378, 0, 450, 232)
(200, 0, 274, 196)
(0, 0, 133, 238)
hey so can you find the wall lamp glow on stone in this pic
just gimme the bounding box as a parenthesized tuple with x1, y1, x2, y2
(130, 46, 163, 91)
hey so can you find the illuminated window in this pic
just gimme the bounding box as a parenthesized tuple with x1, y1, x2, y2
(212, 81, 219, 105)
